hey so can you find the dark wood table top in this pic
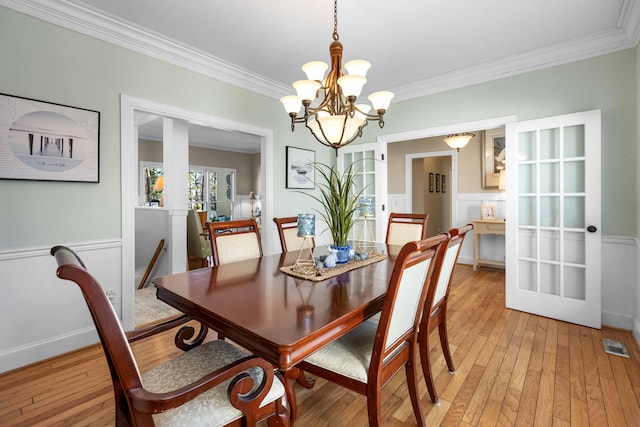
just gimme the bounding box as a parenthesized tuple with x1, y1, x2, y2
(152, 244, 400, 370)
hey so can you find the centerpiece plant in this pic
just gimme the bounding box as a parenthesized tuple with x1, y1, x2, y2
(303, 161, 366, 261)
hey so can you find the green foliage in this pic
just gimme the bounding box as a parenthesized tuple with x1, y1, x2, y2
(302, 161, 366, 247)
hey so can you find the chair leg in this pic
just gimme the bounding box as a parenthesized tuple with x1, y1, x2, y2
(406, 349, 426, 427)
(366, 384, 383, 427)
(439, 319, 456, 373)
(419, 329, 440, 405)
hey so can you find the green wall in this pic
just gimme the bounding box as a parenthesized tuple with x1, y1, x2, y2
(0, 5, 636, 249)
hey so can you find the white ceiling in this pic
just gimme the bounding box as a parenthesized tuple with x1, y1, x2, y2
(4, 0, 640, 152)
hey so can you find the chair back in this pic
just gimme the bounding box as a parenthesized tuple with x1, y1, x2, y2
(373, 234, 448, 365)
(207, 219, 263, 266)
(385, 212, 429, 246)
(51, 246, 145, 423)
(273, 216, 316, 252)
(187, 209, 212, 259)
(428, 224, 473, 310)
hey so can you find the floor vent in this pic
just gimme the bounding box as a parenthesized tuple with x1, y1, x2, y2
(602, 338, 630, 358)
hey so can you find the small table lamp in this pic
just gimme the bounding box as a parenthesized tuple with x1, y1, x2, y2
(153, 175, 164, 207)
(293, 214, 316, 274)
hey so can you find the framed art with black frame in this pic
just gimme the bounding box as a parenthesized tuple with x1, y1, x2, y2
(286, 146, 315, 189)
(0, 93, 100, 183)
(428, 172, 434, 192)
(435, 173, 440, 192)
(442, 174, 446, 193)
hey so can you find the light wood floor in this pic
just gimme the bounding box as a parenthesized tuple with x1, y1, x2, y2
(2, 265, 639, 426)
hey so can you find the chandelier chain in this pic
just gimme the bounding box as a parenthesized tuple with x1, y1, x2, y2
(333, 0, 339, 41)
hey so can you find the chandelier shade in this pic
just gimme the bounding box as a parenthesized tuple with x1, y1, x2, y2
(280, 0, 393, 154)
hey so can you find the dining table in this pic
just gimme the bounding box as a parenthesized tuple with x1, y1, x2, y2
(151, 243, 402, 424)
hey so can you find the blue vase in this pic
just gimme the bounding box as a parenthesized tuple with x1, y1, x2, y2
(332, 244, 351, 264)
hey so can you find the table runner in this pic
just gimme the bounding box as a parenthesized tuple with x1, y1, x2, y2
(280, 252, 387, 282)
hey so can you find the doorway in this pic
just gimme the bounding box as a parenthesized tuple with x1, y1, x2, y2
(120, 95, 274, 330)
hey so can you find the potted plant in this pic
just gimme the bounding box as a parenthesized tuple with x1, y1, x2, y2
(303, 161, 365, 263)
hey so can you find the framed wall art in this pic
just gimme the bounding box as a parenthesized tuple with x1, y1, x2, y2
(441, 174, 446, 193)
(428, 172, 434, 192)
(286, 146, 315, 189)
(481, 204, 496, 220)
(0, 93, 100, 182)
(435, 173, 440, 192)
(482, 128, 505, 189)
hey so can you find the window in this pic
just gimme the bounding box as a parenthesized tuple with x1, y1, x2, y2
(140, 162, 235, 219)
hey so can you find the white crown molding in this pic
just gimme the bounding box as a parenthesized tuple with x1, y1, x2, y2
(0, 0, 290, 99)
(2, 0, 640, 102)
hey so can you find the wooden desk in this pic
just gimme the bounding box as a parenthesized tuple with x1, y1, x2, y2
(152, 244, 398, 424)
(472, 219, 506, 271)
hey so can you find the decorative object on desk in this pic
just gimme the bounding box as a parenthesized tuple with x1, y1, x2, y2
(286, 146, 315, 189)
(435, 173, 440, 192)
(442, 174, 447, 193)
(293, 214, 316, 275)
(300, 161, 366, 263)
(429, 172, 434, 193)
(480, 204, 496, 220)
(280, 252, 387, 282)
(279, 0, 393, 155)
(482, 127, 506, 188)
(444, 132, 475, 151)
(0, 93, 100, 183)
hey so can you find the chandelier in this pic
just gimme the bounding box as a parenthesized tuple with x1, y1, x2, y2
(280, 0, 394, 154)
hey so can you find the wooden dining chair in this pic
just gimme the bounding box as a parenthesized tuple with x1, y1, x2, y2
(297, 234, 449, 427)
(273, 216, 315, 253)
(385, 212, 429, 246)
(50, 245, 288, 427)
(206, 219, 263, 266)
(419, 223, 473, 405)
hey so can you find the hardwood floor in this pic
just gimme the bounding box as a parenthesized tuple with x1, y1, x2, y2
(2, 265, 639, 426)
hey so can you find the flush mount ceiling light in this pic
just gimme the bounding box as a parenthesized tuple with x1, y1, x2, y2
(280, 0, 394, 155)
(444, 132, 476, 151)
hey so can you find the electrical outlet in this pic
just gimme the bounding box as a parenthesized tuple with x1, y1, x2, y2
(105, 290, 116, 306)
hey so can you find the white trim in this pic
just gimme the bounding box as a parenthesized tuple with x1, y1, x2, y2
(120, 94, 274, 330)
(2, 1, 639, 101)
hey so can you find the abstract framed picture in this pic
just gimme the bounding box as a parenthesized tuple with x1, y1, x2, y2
(286, 146, 315, 189)
(428, 172, 434, 192)
(0, 93, 100, 182)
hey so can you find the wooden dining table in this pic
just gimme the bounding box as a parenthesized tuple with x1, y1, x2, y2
(152, 243, 402, 424)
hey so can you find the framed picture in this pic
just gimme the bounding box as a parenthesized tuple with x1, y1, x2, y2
(481, 205, 496, 220)
(435, 173, 440, 192)
(441, 174, 446, 193)
(0, 93, 100, 182)
(482, 128, 505, 189)
(286, 146, 315, 189)
(428, 172, 434, 192)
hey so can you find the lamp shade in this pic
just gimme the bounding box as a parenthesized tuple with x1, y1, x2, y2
(297, 214, 315, 237)
(152, 175, 164, 191)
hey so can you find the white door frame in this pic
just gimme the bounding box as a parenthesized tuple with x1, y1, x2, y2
(120, 94, 274, 330)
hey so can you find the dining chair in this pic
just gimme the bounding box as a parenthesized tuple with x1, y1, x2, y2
(50, 245, 288, 427)
(297, 233, 449, 427)
(207, 219, 262, 266)
(187, 209, 212, 269)
(419, 223, 473, 405)
(385, 212, 430, 246)
(273, 216, 315, 253)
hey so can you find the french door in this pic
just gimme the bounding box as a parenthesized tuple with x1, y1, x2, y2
(338, 142, 387, 242)
(505, 110, 601, 328)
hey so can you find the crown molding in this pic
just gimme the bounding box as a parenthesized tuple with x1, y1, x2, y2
(0, 0, 290, 99)
(2, 0, 639, 102)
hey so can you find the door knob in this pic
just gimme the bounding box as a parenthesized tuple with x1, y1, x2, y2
(586, 225, 597, 233)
